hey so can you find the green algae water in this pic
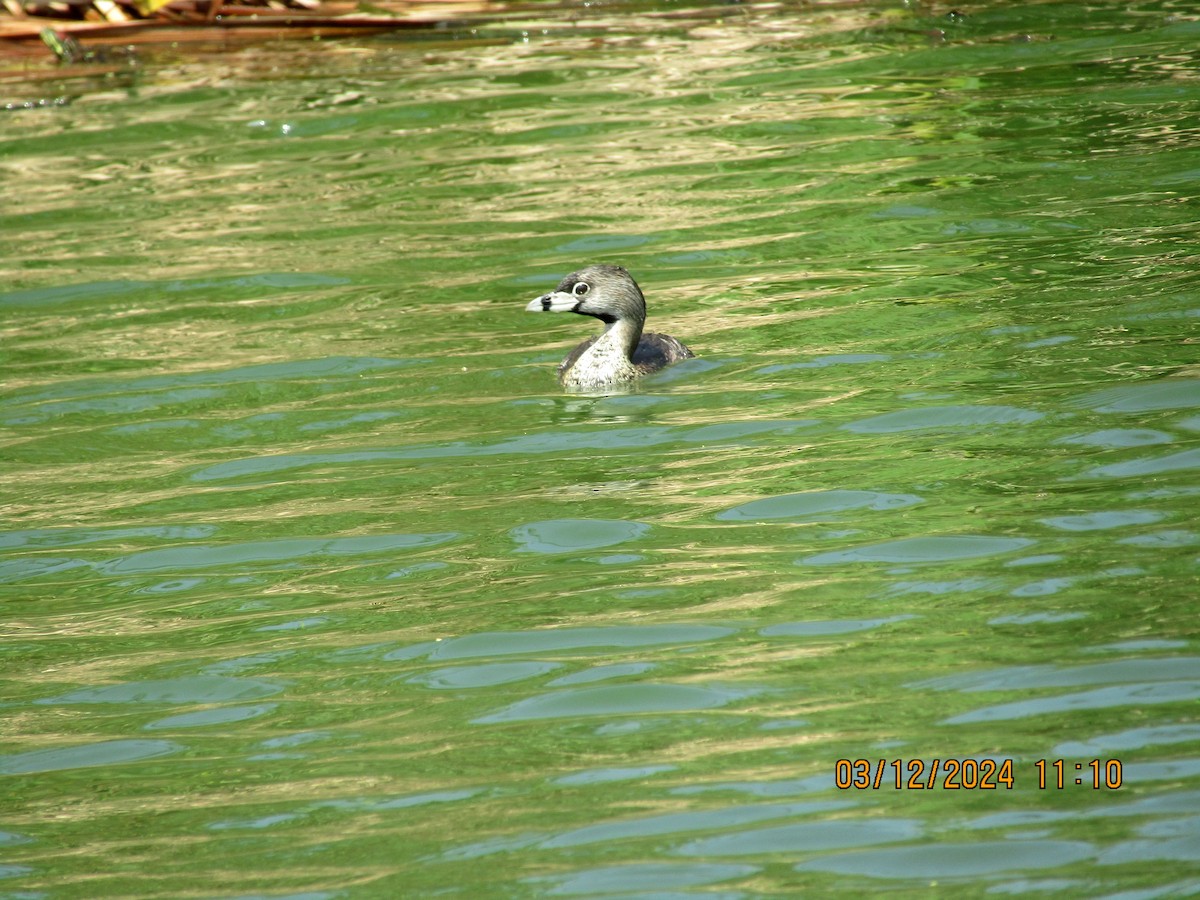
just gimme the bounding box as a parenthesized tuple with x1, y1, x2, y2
(2, 1, 1199, 895)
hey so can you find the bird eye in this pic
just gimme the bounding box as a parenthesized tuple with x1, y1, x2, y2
(572, 282, 590, 297)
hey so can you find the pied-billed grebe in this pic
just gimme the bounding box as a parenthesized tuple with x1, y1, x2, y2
(525, 264, 694, 390)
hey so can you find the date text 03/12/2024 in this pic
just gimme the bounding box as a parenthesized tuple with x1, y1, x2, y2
(834, 758, 1125, 790)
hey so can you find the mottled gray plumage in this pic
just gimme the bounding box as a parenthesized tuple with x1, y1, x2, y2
(525, 264, 694, 390)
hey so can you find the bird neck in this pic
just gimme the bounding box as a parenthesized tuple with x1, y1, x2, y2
(599, 315, 644, 360)
(563, 316, 643, 389)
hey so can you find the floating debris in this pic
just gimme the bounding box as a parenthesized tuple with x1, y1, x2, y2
(1, 0, 490, 51)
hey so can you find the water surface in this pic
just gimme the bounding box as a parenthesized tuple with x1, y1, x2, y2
(2, 1, 1199, 895)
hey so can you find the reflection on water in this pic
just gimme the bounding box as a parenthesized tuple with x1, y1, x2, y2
(2, 0, 1199, 895)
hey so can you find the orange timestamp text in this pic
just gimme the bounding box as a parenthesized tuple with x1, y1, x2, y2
(834, 758, 1125, 791)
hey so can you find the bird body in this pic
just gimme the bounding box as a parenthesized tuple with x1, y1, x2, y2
(525, 265, 694, 390)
